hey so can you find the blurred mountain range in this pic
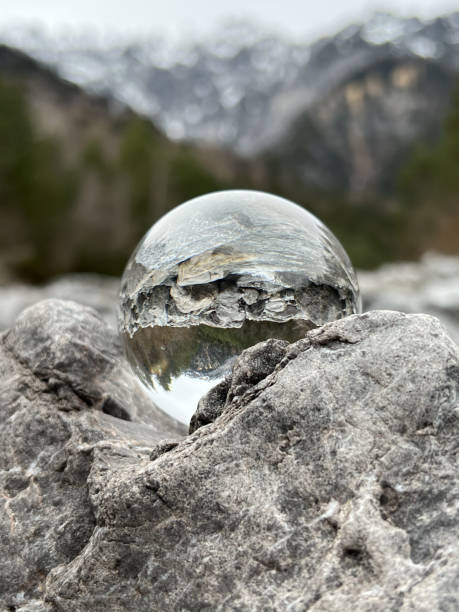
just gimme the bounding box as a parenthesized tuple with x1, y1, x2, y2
(2, 12, 459, 194)
(0, 13, 458, 282)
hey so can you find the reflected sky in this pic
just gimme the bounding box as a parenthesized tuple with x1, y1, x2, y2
(146, 373, 218, 425)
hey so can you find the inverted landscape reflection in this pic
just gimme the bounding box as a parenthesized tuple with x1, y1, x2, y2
(119, 190, 361, 424)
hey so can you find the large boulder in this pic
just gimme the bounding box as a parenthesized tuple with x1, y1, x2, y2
(0, 301, 457, 611)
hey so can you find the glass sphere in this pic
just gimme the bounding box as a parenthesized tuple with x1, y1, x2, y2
(119, 190, 361, 424)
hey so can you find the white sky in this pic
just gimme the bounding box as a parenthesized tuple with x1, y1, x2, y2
(0, 0, 458, 43)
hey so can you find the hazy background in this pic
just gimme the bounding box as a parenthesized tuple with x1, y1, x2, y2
(0, 0, 458, 284)
(1, 0, 458, 39)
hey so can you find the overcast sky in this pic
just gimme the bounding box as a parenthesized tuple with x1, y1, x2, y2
(0, 0, 458, 42)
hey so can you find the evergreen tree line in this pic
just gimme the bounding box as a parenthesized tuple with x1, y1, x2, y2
(0, 77, 458, 281)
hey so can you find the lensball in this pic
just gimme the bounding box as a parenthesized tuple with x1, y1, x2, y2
(119, 190, 361, 424)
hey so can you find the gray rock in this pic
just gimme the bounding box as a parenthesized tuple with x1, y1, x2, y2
(1, 302, 458, 611)
(190, 338, 289, 433)
(359, 252, 459, 344)
(0, 274, 120, 331)
(0, 299, 185, 610)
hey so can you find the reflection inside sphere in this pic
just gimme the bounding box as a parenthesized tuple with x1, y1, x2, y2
(119, 190, 361, 424)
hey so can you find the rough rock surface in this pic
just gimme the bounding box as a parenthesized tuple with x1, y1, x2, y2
(1, 301, 458, 611)
(0, 299, 186, 611)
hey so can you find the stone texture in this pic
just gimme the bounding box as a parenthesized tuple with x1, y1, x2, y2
(190, 338, 289, 433)
(0, 299, 185, 611)
(0, 301, 458, 611)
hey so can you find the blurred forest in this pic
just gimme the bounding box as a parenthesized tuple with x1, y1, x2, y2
(0, 66, 225, 281)
(0, 44, 458, 282)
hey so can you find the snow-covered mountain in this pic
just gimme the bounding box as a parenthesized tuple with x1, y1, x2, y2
(2, 13, 459, 156)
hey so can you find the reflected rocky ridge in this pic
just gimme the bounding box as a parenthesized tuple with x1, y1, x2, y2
(120, 190, 361, 423)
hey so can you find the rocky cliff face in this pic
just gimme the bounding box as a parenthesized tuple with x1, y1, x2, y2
(273, 57, 455, 193)
(0, 300, 457, 610)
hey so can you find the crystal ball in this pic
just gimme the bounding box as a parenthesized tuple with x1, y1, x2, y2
(119, 190, 361, 424)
